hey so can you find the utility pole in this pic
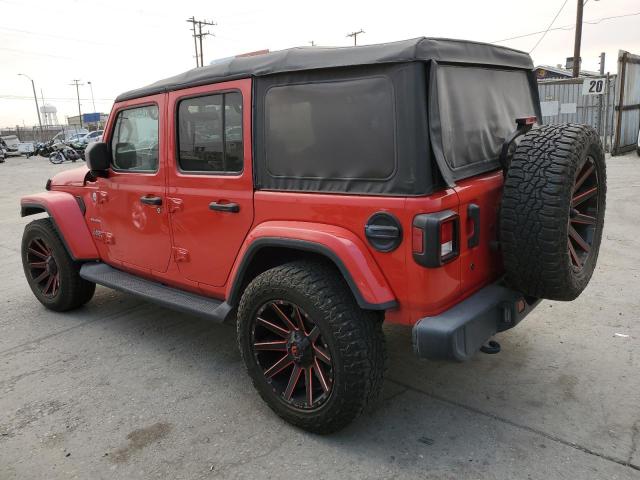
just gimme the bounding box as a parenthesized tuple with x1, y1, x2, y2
(572, 0, 584, 77)
(87, 81, 96, 113)
(598, 52, 606, 75)
(70, 79, 84, 128)
(187, 17, 216, 67)
(346, 29, 364, 46)
(186, 17, 200, 67)
(17, 73, 43, 140)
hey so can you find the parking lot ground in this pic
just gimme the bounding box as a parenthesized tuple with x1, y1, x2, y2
(1, 153, 639, 480)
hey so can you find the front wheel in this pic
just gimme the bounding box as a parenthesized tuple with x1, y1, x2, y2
(22, 218, 96, 311)
(237, 261, 386, 434)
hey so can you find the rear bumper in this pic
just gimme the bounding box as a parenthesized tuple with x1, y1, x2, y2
(412, 282, 540, 361)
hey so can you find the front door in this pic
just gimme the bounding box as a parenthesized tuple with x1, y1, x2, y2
(166, 79, 254, 287)
(95, 95, 172, 273)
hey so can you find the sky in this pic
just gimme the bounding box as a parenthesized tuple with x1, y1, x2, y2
(1, 0, 639, 128)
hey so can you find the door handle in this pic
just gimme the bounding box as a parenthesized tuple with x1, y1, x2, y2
(140, 195, 162, 206)
(209, 201, 240, 213)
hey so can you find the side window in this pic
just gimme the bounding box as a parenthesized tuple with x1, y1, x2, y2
(110, 105, 159, 172)
(177, 92, 243, 173)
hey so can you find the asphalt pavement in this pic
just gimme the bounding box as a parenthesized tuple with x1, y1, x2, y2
(1, 153, 638, 479)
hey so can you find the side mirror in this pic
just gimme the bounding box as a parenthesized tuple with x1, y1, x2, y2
(85, 142, 110, 175)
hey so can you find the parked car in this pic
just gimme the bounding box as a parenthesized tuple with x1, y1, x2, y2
(20, 37, 606, 434)
(50, 129, 89, 144)
(76, 130, 103, 146)
(1, 135, 21, 156)
(86, 130, 103, 144)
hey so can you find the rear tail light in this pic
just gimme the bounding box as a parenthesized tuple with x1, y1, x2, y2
(440, 219, 454, 257)
(412, 210, 460, 268)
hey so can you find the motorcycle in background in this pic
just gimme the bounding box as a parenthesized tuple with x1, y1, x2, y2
(49, 141, 82, 164)
(0, 138, 7, 163)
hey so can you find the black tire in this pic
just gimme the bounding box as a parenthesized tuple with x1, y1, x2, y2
(22, 218, 96, 311)
(500, 124, 606, 301)
(49, 152, 64, 164)
(237, 260, 386, 434)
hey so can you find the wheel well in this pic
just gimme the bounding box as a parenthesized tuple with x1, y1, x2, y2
(229, 243, 392, 314)
(235, 246, 339, 300)
(21, 203, 46, 217)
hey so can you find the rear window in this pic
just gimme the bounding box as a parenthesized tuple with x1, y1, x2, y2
(435, 66, 537, 178)
(264, 77, 396, 180)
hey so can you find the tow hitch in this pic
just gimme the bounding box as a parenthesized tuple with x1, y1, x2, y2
(480, 340, 501, 354)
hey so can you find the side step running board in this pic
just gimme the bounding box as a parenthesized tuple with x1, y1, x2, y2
(79, 262, 232, 322)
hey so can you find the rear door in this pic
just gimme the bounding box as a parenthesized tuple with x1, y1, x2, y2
(166, 79, 253, 287)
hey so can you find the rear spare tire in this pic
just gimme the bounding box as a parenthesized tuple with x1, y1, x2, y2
(500, 124, 606, 301)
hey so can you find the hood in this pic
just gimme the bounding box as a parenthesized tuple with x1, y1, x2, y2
(50, 165, 90, 187)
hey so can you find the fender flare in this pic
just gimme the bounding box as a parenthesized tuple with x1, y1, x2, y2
(226, 222, 397, 311)
(21, 191, 99, 261)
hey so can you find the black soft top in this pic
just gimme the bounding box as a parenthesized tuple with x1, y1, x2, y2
(115, 37, 533, 102)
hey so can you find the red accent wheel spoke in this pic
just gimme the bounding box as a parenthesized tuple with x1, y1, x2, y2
(568, 225, 591, 253)
(572, 186, 597, 207)
(305, 367, 313, 406)
(43, 275, 55, 295)
(271, 303, 298, 332)
(313, 358, 330, 393)
(284, 365, 302, 400)
(253, 340, 288, 351)
(308, 326, 320, 343)
(28, 247, 48, 260)
(29, 261, 47, 269)
(264, 354, 293, 378)
(294, 306, 306, 333)
(568, 240, 581, 268)
(33, 239, 50, 256)
(33, 270, 49, 284)
(51, 275, 60, 296)
(571, 213, 596, 225)
(314, 344, 331, 364)
(574, 164, 595, 193)
(257, 317, 290, 338)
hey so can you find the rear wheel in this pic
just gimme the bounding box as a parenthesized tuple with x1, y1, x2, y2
(237, 261, 385, 434)
(22, 218, 95, 311)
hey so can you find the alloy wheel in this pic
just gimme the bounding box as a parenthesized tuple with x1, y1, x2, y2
(251, 300, 334, 410)
(568, 156, 600, 269)
(26, 237, 60, 297)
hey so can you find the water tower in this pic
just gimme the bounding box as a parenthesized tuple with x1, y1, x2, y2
(40, 104, 59, 126)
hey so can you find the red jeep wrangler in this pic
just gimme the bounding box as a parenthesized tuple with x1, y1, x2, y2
(20, 38, 606, 433)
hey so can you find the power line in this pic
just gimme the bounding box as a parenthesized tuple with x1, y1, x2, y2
(0, 26, 113, 47)
(529, 0, 570, 53)
(492, 11, 640, 44)
(0, 95, 113, 101)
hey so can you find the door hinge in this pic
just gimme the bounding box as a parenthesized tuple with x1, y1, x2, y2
(92, 190, 108, 204)
(167, 197, 183, 213)
(172, 247, 189, 262)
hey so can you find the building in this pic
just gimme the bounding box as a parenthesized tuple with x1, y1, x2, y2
(67, 113, 109, 129)
(535, 58, 600, 80)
